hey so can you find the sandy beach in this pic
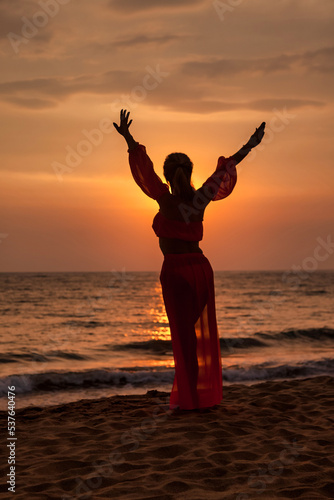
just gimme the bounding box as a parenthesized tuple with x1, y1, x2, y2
(1, 375, 333, 499)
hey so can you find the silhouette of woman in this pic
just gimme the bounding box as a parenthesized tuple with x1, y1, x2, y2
(114, 109, 265, 411)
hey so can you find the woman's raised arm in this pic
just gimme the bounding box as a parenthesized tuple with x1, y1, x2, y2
(113, 109, 138, 151)
(196, 122, 266, 205)
(231, 122, 266, 164)
(114, 109, 169, 201)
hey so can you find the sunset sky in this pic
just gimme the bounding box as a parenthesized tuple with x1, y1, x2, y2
(1, 0, 333, 272)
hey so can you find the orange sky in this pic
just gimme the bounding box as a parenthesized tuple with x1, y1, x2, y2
(1, 0, 334, 271)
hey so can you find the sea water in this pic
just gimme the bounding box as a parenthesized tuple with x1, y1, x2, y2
(0, 270, 333, 408)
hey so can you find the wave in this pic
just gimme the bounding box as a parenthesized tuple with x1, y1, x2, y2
(0, 350, 89, 364)
(0, 367, 174, 397)
(1, 358, 333, 398)
(1, 328, 333, 367)
(112, 328, 334, 355)
(60, 320, 110, 328)
(220, 337, 267, 350)
(112, 337, 266, 355)
(221, 327, 334, 352)
(113, 339, 173, 354)
(223, 357, 334, 383)
(256, 327, 334, 343)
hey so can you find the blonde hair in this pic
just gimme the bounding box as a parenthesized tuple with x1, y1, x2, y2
(163, 152, 195, 201)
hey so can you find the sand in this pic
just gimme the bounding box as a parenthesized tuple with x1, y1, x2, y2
(1, 375, 333, 499)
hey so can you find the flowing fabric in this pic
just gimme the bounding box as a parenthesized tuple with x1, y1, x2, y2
(160, 252, 223, 410)
(128, 143, 170, 201)
(128, 143, 237, 205)
(201, 155, 237, 201)
(127, 143, 237, 410)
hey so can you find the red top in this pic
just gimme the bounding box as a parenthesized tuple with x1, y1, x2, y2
(152, 211, 204, 241)
(128, 143, 237, 241)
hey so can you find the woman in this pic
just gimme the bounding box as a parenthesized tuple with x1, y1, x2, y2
(113, 109, 265, 411)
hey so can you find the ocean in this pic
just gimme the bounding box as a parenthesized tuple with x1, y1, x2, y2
(0, 270, 333, 409)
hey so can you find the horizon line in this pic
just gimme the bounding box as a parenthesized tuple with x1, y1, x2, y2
(1, 269, 334, 273)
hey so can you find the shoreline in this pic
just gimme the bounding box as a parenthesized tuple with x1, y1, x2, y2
(0, 375, 333, 499)
(2, 371, 333, 411)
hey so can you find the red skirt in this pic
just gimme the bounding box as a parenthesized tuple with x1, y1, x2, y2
(160, 252, 223, 410)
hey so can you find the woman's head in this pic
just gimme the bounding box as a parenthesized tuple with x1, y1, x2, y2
(163, 152, 195, 201)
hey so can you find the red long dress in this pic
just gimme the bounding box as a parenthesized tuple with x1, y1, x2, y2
(128, 144, 237, 410)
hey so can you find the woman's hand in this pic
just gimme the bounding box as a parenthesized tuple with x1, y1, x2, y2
(113, 109, 133, 137)
(114, 109, 138, 151)
(231, 121, 266, 165)
(248, 122, 266, 148)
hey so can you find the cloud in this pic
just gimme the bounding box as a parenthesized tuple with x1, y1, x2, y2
(112, 34, 184, 49)
(0, 43, 327, 113)
(87, 34, 185, 56)
(0, 69, 326, 113)
(0, 70, 136, 108)
(181, 46, 334, 78)
(0, 6, 25, 37)
(0, 0, 58, 55)
(6, 96, 58, 109)
(300, 46, 334, 73)
(149, 97, 325, 115)
(247, 99, 325, 112)
(108, 0, 206, 14)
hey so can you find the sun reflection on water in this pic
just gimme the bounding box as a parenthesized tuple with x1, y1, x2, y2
(148, 284, 170, 341)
